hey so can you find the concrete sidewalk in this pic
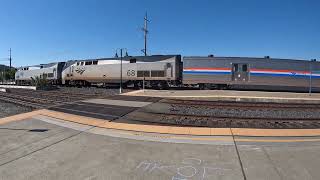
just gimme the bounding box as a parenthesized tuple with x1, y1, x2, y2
(124, 89, 320, 104)
(1, 115, 320, 179)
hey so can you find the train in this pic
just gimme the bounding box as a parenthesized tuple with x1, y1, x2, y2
(15, 62, 65, 85)
(15, 54, 320, 91)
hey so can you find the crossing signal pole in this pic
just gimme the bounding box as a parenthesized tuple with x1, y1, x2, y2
(141, 12, 150, 56)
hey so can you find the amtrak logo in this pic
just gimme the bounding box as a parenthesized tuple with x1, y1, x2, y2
(291, 72, 297, 75)
(75, 68, 86, 75)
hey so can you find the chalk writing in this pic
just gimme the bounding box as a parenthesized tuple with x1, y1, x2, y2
(135, 158, 233, 180)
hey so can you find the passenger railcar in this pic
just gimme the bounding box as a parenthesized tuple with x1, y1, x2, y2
(183, 56, 320, 91)
(15, 62, 65, 85)
(62, 55, 182, 88)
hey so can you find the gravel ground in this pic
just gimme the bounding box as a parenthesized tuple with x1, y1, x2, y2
(168, 104, 320, 119)
(0, 101, 32, 119)
(134, 102, 320, 128)
(143, 103, 320, 119)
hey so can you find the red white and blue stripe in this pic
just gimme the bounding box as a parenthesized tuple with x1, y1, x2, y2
(183, 67, 231, 75)
(250, 69, 320, 78)
(183, 67, 320, 78)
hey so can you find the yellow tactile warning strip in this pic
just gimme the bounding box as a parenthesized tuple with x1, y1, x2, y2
(231, 128, 320, 137)
(1, 109, 320, 138)
(0, 110, 47, 125)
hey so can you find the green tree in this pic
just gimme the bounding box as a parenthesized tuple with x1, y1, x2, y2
(31, 75, 48, 88)
(4, 69, 16, 80)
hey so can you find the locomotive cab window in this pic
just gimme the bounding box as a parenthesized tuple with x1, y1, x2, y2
(93, 61, 98, 65)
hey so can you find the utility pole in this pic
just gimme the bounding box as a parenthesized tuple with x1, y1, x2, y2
(115, 48, 128, 94)
(9, 48, 12, 69)
(141, 12, 149, 56)
(120, 49, 123, 94)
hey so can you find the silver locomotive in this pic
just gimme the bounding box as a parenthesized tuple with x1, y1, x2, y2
(62, 55, 182, 88)
(15, 62, 65, 85)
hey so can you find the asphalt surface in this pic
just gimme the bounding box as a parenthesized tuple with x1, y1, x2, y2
(48, 95, 160, 121)
(1, 118, 320, 180)
(49, 102, 138, 120)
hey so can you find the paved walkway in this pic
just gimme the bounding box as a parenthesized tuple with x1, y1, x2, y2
(1, 113, 320, 179)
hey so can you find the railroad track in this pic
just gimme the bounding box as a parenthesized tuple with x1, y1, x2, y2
(8, 88, 114, 100)
(0, 94, 45, 109)
(131, 110, 320, 129)
(129, 99, 320, 129)
(161, 99, 320, 109)
(0, 87, 124, 109)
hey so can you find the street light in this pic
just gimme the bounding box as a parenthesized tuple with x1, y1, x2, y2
(115, 48, 128, 94)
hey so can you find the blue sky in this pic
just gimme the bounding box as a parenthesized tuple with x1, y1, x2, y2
(0, 0, 319, 67)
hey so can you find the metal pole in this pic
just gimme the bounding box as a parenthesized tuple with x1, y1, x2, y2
(2, 66, 4, 83)
(144, 13, 147, 56)
(143, 76, 145, 92)
(141, 12, 149, 56)
(120, 49, 123, 94)
(309, 61, 312, 96)
(9, 48, 12, 69)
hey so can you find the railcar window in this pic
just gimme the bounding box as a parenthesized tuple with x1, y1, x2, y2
(85, 61, 92, 65)
(81, 62, 84, 66)
(48, 73, 54, 78)
(144, 71, 150, 77)
(242, 64, 248, 72)
(151, 71, 165, 77)
(93, 61, 98, 65)
(77, 62, 80, 66)
(234, 64, 239, 72)
(130, 59, 136, 63)
(158, 71, 165, 77)
(137, 71, 150, 77)
(137, 71, 143, 77)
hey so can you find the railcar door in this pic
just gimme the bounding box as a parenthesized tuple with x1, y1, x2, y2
(166, 63, 173, 78)
(231, 63, 249, 81)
